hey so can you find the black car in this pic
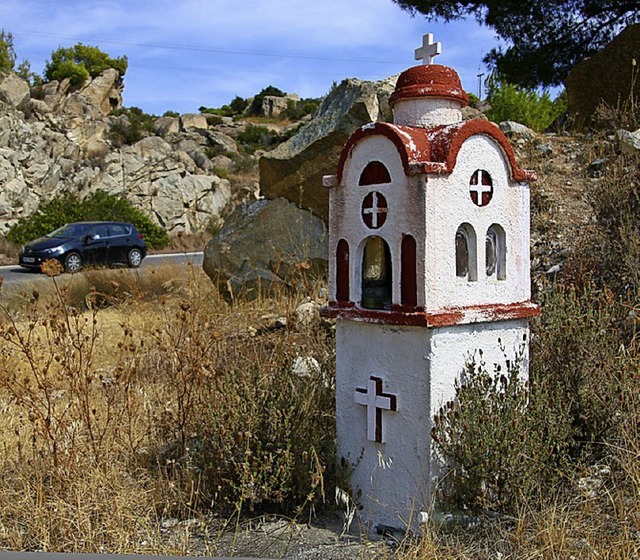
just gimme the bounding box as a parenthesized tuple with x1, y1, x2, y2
(19, 221, 147, 273)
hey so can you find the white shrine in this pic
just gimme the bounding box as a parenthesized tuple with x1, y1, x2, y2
(321, 34, 540, 532)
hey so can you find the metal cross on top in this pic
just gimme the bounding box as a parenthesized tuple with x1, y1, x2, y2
(415, 33, 442, 65)
(354, 376, 398, 443)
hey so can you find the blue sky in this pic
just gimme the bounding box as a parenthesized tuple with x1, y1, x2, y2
(1, 0, 503, 115)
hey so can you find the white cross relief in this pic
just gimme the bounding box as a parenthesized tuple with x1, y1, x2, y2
(415, 33, 442, 65)
(469, 169, 493, 206)
(354, 376, 398, 443)
(362, 191, 388, 229)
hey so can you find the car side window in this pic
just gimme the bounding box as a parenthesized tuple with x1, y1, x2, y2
(110, 224, 129, 237)
(88, 225, 109, 239)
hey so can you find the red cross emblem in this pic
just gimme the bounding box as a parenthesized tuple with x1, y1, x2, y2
(469, 170, 493, 207)
(362, 191, 388, 229)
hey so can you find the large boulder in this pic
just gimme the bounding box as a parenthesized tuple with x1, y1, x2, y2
(203, 197, 328, 298)
(61, 68, 123, 118)
(259, 76, 397, 221)
(566, 24, 640, 130)
(260, 94, 300, 118)
(0, 72, 30, 111)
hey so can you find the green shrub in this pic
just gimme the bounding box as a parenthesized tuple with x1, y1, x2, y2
(7, 190, 168, 248)
(44, 43, 127, 87)
(282, 98, 320, 120)
(109, 106, 156, 146)
(236, 124, 283, 153)
(433, 350, 571, 513)
(434, 281, 637, 514)
(485, 80, 566, 131)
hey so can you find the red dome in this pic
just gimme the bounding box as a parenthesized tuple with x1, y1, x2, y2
(389, 64, 469, 107)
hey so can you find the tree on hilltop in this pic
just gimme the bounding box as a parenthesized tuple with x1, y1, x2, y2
(0, 29, 17, 73)
(392, 0, 640, 87)
(44, 43, 128, 87)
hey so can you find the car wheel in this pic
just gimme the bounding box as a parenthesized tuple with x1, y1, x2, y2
(64, 252, 83, 273)
(128, 248, 143, 268)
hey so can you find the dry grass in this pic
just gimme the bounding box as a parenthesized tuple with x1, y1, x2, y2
(0, 263, 334, 554)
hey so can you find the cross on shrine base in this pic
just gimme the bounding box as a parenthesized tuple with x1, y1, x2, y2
(354, 376, 398, 443)
(415, 33, 442, 65)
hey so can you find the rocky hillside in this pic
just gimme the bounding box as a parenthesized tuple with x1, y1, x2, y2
(0, 69, 254, 235)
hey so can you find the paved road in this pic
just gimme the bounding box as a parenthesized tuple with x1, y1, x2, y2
(0, 251, 204, 286)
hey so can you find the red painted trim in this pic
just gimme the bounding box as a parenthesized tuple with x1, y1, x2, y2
(336, 123, 431, 183)
(336, 121, 536, 184)
(336, 239, 350, 303)
(389, 65, 469, 107)
(320, 301, 541, 327)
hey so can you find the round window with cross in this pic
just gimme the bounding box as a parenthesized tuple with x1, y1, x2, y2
(469, 169, 493, 207)
(361, 191, 388, 229)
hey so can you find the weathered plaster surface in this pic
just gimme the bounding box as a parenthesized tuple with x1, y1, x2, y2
(336, 319, 529, 529)
(393, 98, 462, 128)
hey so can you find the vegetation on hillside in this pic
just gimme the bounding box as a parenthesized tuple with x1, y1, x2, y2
(7, 190, 168, 249)
(484, 79, 567, 131)
(44, 43, 128, 87)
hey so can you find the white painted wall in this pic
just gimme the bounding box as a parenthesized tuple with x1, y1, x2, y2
(393, 98, 462, 128)
(329, 135, 426, 307)
(424, 135, 531, 310)
(336, 318, 530, 531)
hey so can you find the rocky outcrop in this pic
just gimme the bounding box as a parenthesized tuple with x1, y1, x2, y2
(0, 70, 234, 234)
(259, 76, 397, 221)
(566, 24, 640, 130)
(0, 72, 30, 111)
(260, 94, 300, 118)
(202, 197, 328, 298)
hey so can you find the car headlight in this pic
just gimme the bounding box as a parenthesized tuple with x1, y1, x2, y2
(43, 247, 63, 255)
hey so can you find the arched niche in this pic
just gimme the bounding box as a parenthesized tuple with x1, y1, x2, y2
(359, 161, 391, 186)
(455, 223, 477, 282)
(361, 236, 392, 309)
(486, 224, 506, 280)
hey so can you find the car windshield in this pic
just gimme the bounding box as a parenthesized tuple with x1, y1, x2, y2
(45, 224, 88, 239)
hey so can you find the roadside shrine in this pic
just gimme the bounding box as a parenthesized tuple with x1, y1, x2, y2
(321, 34, 540, 532)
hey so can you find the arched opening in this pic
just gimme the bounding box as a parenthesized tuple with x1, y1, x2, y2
(336, 239, 350, 302)
(486, 224, 506, 280)
(359, 161, 391, 186)
(455, 224, 477, 281)
(361, 236, 392, 310)
(401, 234, 417, 307)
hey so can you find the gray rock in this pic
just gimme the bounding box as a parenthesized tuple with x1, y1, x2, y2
(260, 94, 300, 118)
(461, 106, 488, 121)
(616, 129, 640, 155)
(0, 72, 30, 111)
(204, 129, 238, 155)
(587, 157, 609, 177)
(61, 69, 122, 118)
(499, 121, 537, 139)
(154, 116, 180, 136)
(203, 197, 328, 298)
(180, 113, 208, 131)
(259, 76, 397, 221)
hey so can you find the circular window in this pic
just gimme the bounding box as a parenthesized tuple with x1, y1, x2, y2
(469, 169, 493, 207)
(361, 191, 388, 229)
